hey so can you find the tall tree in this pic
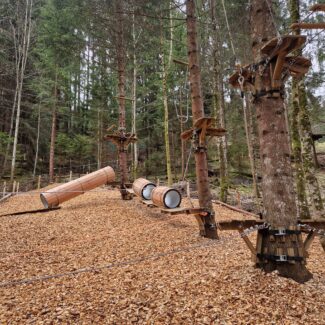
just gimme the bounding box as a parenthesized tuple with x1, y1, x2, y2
(250, 0, 311, 282)
(10, 0, 33, 182)
(289, 0, 322, 217)
(210, 0, 229, 203)
(186, 0, 218, 239)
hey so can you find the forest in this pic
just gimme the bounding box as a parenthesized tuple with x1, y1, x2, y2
(0, 0, 325, 323)
(0, 0, 324, 211)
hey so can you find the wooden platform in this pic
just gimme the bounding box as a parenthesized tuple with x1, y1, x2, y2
(218, 219, 325, 231)
(310, 4, 325, 12)
(261, 35, 306, 60)
(181, 117, 226, 142)
(160, 207, 206, 215)
(290, 22, 325, 30)
(104, 133, 137, 147)
(141, 200, 156, 208)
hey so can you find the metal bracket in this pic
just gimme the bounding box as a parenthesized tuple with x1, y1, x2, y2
(276, 255, 288, 262)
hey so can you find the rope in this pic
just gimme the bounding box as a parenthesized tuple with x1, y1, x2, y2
(0, 223, 269, 288)
(221, 0, 236, 58)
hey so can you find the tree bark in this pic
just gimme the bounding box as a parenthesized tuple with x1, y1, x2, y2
(186, 0, 218, 239)
(33, 104, 41, 178)
(250, 0, 312, 283)
(288, 0, 319, 217)
(132, 13, 138, 179)
(160, 13, 173, 186)
(49, 68, 58, 183)
(10, 0, 33, 182)
(210, 0, 229, 203)
(116, 0, 128, 189)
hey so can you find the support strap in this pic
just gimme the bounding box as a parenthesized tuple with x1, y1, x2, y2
(257, 254, 304, 262)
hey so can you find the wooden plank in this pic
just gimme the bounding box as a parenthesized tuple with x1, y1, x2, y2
(213, 200, 260, 218)
(173, 58, 189, 66)
(272, 53, 286, 88)
(0, 193, 12, 204)
(304, 231, 316, 251)
(290, 22, 325, 30)
(194, 117, 214, 129)
(309, 4, 325, 12)
(206, 127, 227, 137)
(284, 56, 311, 76)
(239, 230, 256, 255)
(160, 207, 205, 215)
(261, 35, 306, 59)
(218, 219, 261, 231)
(181, 128, 194, 141)
(142, 200, 155, 207)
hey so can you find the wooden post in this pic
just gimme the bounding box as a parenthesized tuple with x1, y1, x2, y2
(2, 181, 6, 197)
(37, 175, 41, 190)
(186, 0, 218, 239)
(69, 170, 73, 182)
(12, 181, 16, 193)
(16, 182, 19, 193)
(250, 0, 311, 283)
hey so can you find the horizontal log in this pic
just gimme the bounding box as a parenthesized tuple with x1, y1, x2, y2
(290, 23, 325, 30)
(218, 219, 325, 231)
(309, 4, 325, 12)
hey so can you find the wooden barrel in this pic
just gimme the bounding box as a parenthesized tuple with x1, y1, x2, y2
(151, 186, 182, 209)
(40, 166, 115, 208)
(132, 178, 156, 200)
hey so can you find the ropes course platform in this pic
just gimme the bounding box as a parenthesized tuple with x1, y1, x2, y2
(161, 207, 206, 215)
(218, 219, 325, 231)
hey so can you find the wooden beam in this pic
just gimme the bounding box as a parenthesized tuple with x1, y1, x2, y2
(309, 4, 325, 12)
(239, 230, 256, 255)
(173, 58, 189, 66)
(160, 207, 206, 215)
(113, 96, 135, 101)
(0, 193, 13, 204)
(218, 219, 325, 231)
(261, 35, 306, 60)
(290, 22, 325, 30)
(304, 231, 316, 251)
(213, 200, 260, 218)
(272, 53, 286, 88)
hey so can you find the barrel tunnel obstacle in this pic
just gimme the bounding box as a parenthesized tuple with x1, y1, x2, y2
(132, 178, 156, 200)
(40, 166, 116, 208)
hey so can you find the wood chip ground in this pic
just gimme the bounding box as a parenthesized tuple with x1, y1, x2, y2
(1, 188, 325, 324)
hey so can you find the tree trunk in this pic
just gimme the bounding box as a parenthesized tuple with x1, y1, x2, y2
(49, 69, 58, 183)
(186, 0, 218, 239)
(160, 16, 173, 186)
(298, 81, 324, 214)
(210, 0, 228, 203)
(10, 0, 33, 182)
(132, 13, 138, 179)
(33, 104, 41, 178)
(288, 0, 317, 218)
(250, 0, 312, 283)
(116, 0, 128, 189)
(179, 88, 185, 179)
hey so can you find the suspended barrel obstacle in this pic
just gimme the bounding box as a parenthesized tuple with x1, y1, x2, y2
(40, 166, 115, 209)
(151, 186, 182, 209)
(132, 178, 156, 200)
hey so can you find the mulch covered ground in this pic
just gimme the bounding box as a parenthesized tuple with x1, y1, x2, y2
(1, 188, 325, 324)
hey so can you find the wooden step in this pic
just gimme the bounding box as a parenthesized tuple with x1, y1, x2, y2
(161, 207, 206, 215)
(261, 35, 306, 59)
